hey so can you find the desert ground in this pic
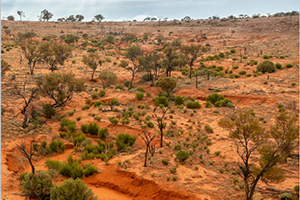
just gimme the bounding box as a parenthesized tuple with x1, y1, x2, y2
(1, 15, 299, 200)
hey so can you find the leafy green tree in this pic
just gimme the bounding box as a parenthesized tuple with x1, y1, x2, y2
(256, 60, 275, 74)
(94, 14, 105, 22)
(50, 178, 97, 200)
(181, 44, 208, 78)
(156, 77, 177, 96)
(139, 52, 162, 85)
(37, 72, 85, 107)
(20, 40, 41, 74)
(218, 109, 299, 200)
(197, 68, 217, 81)
(82, 52, 102, 81)
(161, 46, 180, 77)
(120, 45, 143, 89)
(7, 15, 15, 21)
(98, 70, 117, 89)
(39, 41, 72, 71)
(76, 14, 84, 21)
(39, 9, 53, 21)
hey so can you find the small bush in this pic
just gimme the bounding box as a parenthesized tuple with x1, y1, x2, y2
(186, 101, 201, 109)
(60, 119, 76, 132)
(230, 49, 236, 53)
(147, 122, 154, 128)
(137, 87, 145, 92)
(257, 60, 275, 73)
(94, 101, 103, 107)
(286, 63, 293, 68)
(152, 96, 169, 107)
(175, 95, 184, 105)
(214, 98, 233, 107)
(98, 90, 106, 97)
(275, 63, 282, 69)
(239, 70, 246, 75)
(91, 93, 98, 99)
(73, 133, 86, 146)
(205, 101, 213, 108)
(42, 104, 56, 118)
(98, 128, 109, 139)
(175, 150, 190, 162)
(109, 117, 119, 125)
(232, 65, 239, 69)
(279, 193, 293, 200)
(206, 93, 224, 105)
(116, 133, 137, 151)
(136, 92, 144, 100)
(205, 125, 213, 133)
(21, 171, 53, 199)
(162, 159, 169, 165)
(115, 84, 124, 90)
(45, 159, 62, 171)
(50, 178, 97, 200)
(83, 164, 97, 177)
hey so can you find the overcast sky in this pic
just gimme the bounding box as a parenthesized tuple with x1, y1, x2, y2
(1, 0, 299, 21)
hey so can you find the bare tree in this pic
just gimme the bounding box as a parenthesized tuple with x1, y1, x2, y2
(12, 82, 38, 128)
(138, 130, 156, 167)
(153, 107, 168, 147)
(16, 139, 36, 174)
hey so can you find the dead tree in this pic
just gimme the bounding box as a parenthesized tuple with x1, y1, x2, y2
(12, 83, 38, 128)
(153, 107, 168, 147)
(16, 139, 36, 174)
(138, 130, 156, 167)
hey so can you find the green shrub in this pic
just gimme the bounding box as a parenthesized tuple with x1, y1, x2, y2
(136, 92, 144, 100)
(83, 164, 97, 177)
(275, 63, 282, 69)
(141, 74, 153, 82)
(82, 105, 90, 110)
(175, 95, 184, 105)
(45, 159, 62, 171)
(73, 133, 86, 146)
(205, 125, 213, 133)
(98, 128, 109, 139)
(147, 122, 154, 128)
(85, 98, 91, 105)
(81, 124, 89, 133)
(286, 63, 293, 68)
(279, 55, 285, 59)
(87, 123, 100, 135)
(175, 150, 190, 162)
(162, 159, 169, 165)
(279, 193, 292, 200)
(205, 101, 213, 108)
(60, 163, 83, 179)
(124, 80, 131, 88)
(21, 171, 53, 199)
(42, 104, 56, 118)
(109, 117, 119, 125)
(230, 49, 236, 53)
(152, 96, 168, 107)
(94, 101, 103, 107)
(137, 87, 145, 92)
(49, 140, 65, 153)
(239, 70, 246, 75)
(214, 98, 233, 107)
(186, 101, 201, 109)
(50, 178, 97, 200)
(98, 90, 106, 97)
(206, 93, 224, 105)
(115, 84, 124, 90)
(263, 55, 269, 59)
(257, 60, 275, 73)
(246, 74, 252, 77)
(116, 133, 137, 151)
(232, 65, 239, 69)
(91, 93, 98, 99)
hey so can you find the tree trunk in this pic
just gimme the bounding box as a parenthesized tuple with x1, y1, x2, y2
(22, 113, 29, 128)
(144, 147, 148, 167)
(160, 129, 163, 147)
(91, 70, 95, 81)
(28, 158, 35, 175)
(196, 75, 198, 89)
(129, 73, 135, 90)
(189, 64, 192, 79)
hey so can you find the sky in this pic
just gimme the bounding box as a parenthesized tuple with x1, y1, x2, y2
(1, 0, 299, 21)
